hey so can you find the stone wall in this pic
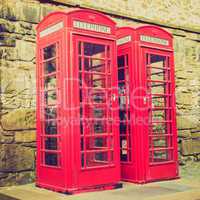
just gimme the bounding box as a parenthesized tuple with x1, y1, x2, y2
(0, 0, 200, 186)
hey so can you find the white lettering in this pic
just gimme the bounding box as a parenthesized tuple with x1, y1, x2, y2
(73, 20, 111, 34)
(117, 35, 131, 45)
(140, 35, 169, 46)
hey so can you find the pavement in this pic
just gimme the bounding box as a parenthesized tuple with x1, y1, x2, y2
(0, 163, 200, 200)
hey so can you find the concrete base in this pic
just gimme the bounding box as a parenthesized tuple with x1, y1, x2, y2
(0, 178, 200, 200)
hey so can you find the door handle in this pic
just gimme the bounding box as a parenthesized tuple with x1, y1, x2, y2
(143, 96, 147, 104)
(112, 94, 116, 101)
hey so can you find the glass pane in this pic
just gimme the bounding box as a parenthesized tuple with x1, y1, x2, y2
(81, 153, 84, 168)
(120, 122, 127, 135)
(45, 107, 57, 120)
(150, 55, 165, 68)
(80, 119, 83, 135)
(153, 150, 169, 162)
(119, 110, 127, 121)
(152, 96, 166, 107)
(44, 59, 56, 74)
(118, 55, 125, 68)
(45, 137, 58, 150)
(93, 107, 106, 118)
(81, 137, 84, 150)
(148, 55, 166, 95)
(151, 123, 166, 134)
(45, 152, 58, 166)
(94, 120, 106, 134)
(84, 58, 90, 71)
(152, 110, 166, 121)
(44, 44, 56, 60)
(45, 90, 56, 105)
(78, 42, 82, 55)
(150, 67, 165, 81)
(79, 57, 82, 71)
(84, 43, 105, 58)
(120, 150, 127, 162)
(118, 82, 126, 95)
(107, 60, 111, 73)
(118, 68, 125, 81)
(84, 74, 106, 88)
(152, 137, 167, 148)
(119, 95, 127, 110)
(90, 59, 105, 73)
(92, 91, 106, 103)
(85, 137, 108, 150)
(45, 76, 56, 90)
(86, 152, 108, 167)
(148, 82, 165, 94)
(45, 120, 57, 134)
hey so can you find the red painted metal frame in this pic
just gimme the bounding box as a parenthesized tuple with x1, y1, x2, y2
(36, 9, 121, 194)
(116, 25, 179, 183)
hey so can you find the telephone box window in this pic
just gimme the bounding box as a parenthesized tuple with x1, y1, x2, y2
(41, 43, 60, 167)
(45, 153, 59, 166)
(45, 121, 57, 135)
(147, 53, 173, 164)
(44, 44, 56, 59)
(118, 54, 131, 163)
(45, 137, 58, 150)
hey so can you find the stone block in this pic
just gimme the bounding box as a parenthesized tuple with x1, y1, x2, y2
(0, 133, 14, 144)
(0, 47, 18, 61)
(0, 171, 35, 187)
(0, 19, 15, 33)
(0, 173, 17, 187)
(16, 40, 36, 62)
(0, 33, 16, 47)
(191, 131, 200, 138)
(40, 4, 61, 20)
(181, 138, 200, 156)
(3, 1, 41, 23)
(192, 139, 200, 154)
(178, 129, 191, 138)
(16, 171, 35, 185)
(1, 108, 36, 130)
(15, 22, 36, 37)
(176, 92, 193, 106)
(177, 115, 198, 130)
(15, 131, 36, 143)
(0, 144, 35, 172)
(22, 142, 36, 148)
(0, 66, 36, 109)
(181, 139, 193, 156)
(21, 2, 41, 23)
(0, 172, 9, 179)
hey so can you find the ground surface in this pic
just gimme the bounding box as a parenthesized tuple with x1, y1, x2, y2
(0, 162, 200, 200)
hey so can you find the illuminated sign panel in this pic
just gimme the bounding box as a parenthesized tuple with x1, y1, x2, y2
(140, 35, 169, 46)
(117, 35, 131, 45)
(40, 22, 64, 38)
(73, 20, 111, 34)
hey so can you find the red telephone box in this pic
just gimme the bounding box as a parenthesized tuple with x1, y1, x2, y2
(116, 25, 179, 183)
(36, 9, 121, 194)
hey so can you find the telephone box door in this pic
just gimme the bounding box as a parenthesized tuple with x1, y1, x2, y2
(141, 48, 178, 181)
(72, 34, 120, 187)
